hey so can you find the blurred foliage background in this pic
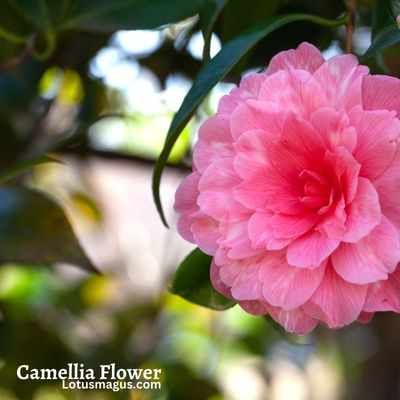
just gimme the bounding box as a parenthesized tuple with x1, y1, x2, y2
(0, 0, 399, 399)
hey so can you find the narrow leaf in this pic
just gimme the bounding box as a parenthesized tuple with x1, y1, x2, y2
(364, 24, 400, 58)
(364, 0, 400, 58)
(170, 248, 235, 310)
(200, 0, 228, 62)
(152, 13, 347, 226)
(61, 0, 206, 32)
(372, 0, 396, 39)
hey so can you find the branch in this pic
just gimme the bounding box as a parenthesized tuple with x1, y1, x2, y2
(346, 0, 356, 53)
(59, 147, 192, 172)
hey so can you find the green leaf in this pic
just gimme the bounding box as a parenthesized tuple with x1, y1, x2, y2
(9, 0, 60, 30)
(170, 248, 235, 310)
(364, 0, 400, 58)
(61, 0, 206, 32)
(200, 0, 228, 62)
(221, 0, 280, 41)
(0, 187, 97, 273)
(152, 13, 348, 226)
(371, 0, 396, 39)
(364, 24, 400, 58)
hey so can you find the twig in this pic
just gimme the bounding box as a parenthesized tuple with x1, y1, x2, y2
(346, 0, 356, 53)
(59, 147, 192, 172)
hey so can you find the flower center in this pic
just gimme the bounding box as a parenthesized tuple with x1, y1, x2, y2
(299, 169, 333, 214)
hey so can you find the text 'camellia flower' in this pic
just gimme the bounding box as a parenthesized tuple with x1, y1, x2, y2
(174, 42, 400, 334)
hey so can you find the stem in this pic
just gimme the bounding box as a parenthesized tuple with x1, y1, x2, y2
(346, 0, 356, 53)
(31, 30, 56, 61)
(0, 27, 27, 44)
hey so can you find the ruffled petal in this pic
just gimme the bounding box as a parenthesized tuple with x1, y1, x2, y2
(218, 219, 261, 259)
(310, 107, 357, 152)
(191, 217, 220, 255)
(332, 216, 400, 284)
(266, 42, 324, 74)
(248, 211, 291, 250)
(342, 178, 381, 243)
(363, 268, 400, 312)
(287, 230, 340, 268)
(198, 159, 248, 221)
(233, 129, 271, 179)
(362, 74, 400, 116)
(313, 54, 368, 110)
(304, 266, 368, 329)
(174, 172, 200, 214)
(270, 213, 319, 239)
(374, 164, 400, 230)
(193, 115, 233, 172)
(267, 305, 318, 335)
(219, 258, 263, 301)
(260, 252, 326, 309)
(210, 261, 233, 299)
(259, 69, 328, 116)
(349, 106, 400, 180)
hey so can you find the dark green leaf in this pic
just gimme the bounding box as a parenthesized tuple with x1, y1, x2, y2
(170, 248, 235, 310)
(372, 0, 395, 39)
(0, 187, 97, 273)
(0, 1, 31, 42)
(152, 13, 347, 226)
(364, 24, 400, 58)
(61, 0, 206, 32)
(200, 0, 228, 62)
(364, 0, 400, 58)
(9, 0, 74, 30)
(221, 0, 280, 41)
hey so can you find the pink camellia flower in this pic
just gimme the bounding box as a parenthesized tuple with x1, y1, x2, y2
(174, 42, 400, 334)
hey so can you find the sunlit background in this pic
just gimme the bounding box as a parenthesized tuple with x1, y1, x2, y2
(0, 0, 400, 399)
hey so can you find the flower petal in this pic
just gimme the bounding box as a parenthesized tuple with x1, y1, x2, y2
(332, 216, 400, 284)
(313, 54, 368, 109)
(248, 211, 291, 250)
(349, 106, 400, 180)
(174, 172, 200, 214)
(210, 261, 233, 299)
(233, 129, 271, 179)
(193, 115, 233, 172)
(218, 219, 261, 259)
(267, 306, 318, 335)
(374, 164, 400, 230)
(362, 74, 400, 116)
(310, 107, 357, 152)
(191, 217, 220, 255)
(266, 42, 324, 74)
(198, 159, 248, 221)
(342, 177, 381, 243)
(271, 213, 319, 239)
(239, 300, 269, 315)
(259, 69, 327, 116)
(234, 169, 304, 214)
(217, 73, 266, 115)
(363, 268, 400, 312)
(287, 230, 340, 268)
(219, 258, 263, 301)
(260, 252, 326, 309)
(304, 266, 368, 329)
